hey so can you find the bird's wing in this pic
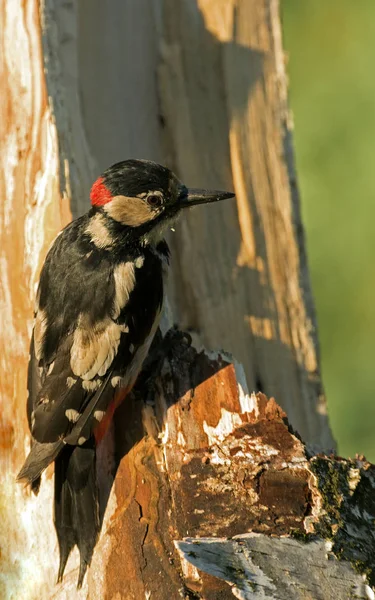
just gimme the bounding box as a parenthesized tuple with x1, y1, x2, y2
(28, 225, 166, 447)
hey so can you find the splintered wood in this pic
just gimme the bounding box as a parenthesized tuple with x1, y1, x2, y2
(77, 332, 374, 599)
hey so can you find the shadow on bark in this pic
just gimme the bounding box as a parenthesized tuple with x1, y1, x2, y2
(96, 327, 229, 531)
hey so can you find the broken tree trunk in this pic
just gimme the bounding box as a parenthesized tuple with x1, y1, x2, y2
(6, 330, 374, 599)
(59, 333, 375, 599)
(94, 332, 375, 600)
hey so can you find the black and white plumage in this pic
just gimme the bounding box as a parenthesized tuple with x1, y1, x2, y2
(17, 159, 234, 587)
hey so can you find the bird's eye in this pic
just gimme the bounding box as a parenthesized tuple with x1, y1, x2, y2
(146, 194, 163, 208)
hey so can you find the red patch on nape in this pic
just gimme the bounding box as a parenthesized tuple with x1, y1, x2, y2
(90, 177, 113, 206)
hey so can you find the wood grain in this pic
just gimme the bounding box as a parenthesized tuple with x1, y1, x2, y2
(75, 0, 333, 447)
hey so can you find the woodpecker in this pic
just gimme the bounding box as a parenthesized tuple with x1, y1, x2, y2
(17, 159, 234, 587)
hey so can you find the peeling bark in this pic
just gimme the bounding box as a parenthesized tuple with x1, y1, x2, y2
(176, 536, 373, 600)
(92, 333, 375, 599)
(5, 330, 373, 599)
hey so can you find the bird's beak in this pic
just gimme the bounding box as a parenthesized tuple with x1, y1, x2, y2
(181, 188, 235, 208)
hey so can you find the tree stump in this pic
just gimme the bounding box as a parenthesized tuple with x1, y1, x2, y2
(4, 330, 373, 599)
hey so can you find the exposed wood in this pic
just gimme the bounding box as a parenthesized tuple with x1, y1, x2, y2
(177, 536, 373, 600)
(5, 329, 373, 599)
(0, 2, 70, 597)
(72, 333, 375, 599)
(159, 0, 331, 448)
(74, 0, 333, 448)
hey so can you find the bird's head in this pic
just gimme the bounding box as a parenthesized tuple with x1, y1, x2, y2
(90, 159, 234, 244)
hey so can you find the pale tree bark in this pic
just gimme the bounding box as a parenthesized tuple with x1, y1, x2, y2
(0, 1, 355, 599)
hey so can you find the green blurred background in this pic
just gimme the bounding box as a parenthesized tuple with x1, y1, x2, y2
(282, 1, 375, 459)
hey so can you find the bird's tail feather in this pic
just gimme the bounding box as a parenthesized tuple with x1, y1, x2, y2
(17, 439, 63, 490)
(54, 440, 99, 588)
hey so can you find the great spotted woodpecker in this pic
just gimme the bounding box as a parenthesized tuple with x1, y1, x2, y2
(17, 159, 234, 587)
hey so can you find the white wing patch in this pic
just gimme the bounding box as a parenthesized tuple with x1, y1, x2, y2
(67, 377, 77, 388)
(111, 376, 122, 387)
(65, 409, 81, 423)
(82, 379, 101, 391)
(134, 255, 144, 269)
(112, 261, 136, 319)
(70, 315, 123, 380)
(69, 259, 136, 383)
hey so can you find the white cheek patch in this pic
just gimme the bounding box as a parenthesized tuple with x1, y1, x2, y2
(104, 195, 156, 227)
